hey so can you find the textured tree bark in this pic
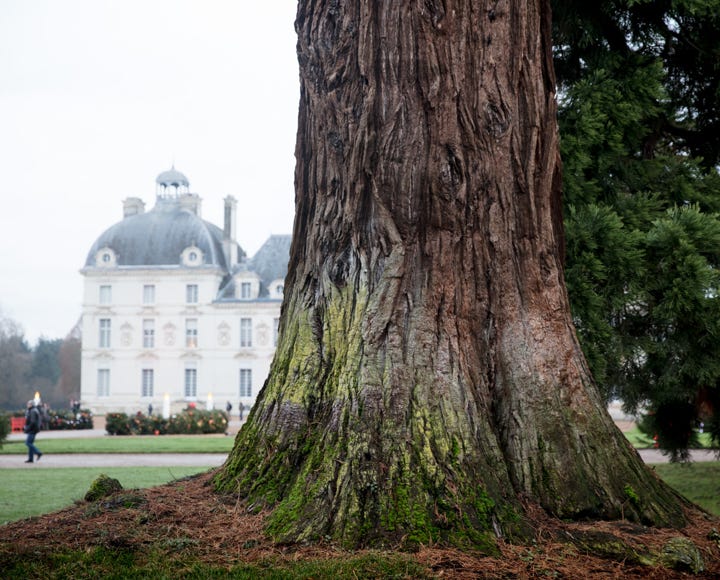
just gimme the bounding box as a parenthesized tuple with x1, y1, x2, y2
(215, 0, 685, 548)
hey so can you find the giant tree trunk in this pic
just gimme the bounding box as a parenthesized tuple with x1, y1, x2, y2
(215, 0, 685, 548)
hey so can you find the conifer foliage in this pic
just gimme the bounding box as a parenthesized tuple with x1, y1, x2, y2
(553, 0, 720, 457)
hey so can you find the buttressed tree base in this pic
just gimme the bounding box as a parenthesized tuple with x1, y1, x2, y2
(215, 0, 686, 549)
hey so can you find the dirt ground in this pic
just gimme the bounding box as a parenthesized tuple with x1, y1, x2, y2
(1, 471, 718, 578)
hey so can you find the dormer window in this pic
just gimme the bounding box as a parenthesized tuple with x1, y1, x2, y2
(181, 245, 203, 267)
(240, 282, 252, 299)
(96, 247, 117, 268)
(234, 274, 260, 300)
(269, 279, 285, 299)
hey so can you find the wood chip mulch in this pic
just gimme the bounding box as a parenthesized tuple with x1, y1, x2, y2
(1, 470, 718, 578)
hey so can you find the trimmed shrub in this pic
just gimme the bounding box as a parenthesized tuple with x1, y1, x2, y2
(105, 412, 133, 435)
(10, 408, 94, 431)
(48, 410, 94, 430)
(166, 408, 229, 435)
(105, 407, 229, 436)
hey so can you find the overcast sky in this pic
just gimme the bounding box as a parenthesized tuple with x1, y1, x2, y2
(0, 1, 299, 345)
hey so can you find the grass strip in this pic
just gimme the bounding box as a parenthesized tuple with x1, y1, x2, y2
(0, 435, 235, 455)
(650, 461, 720, 516)
(0, 466, 214, 523)
(622, 427, 715, 449)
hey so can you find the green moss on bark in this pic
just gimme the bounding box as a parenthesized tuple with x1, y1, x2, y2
(214, 248, 683, 551)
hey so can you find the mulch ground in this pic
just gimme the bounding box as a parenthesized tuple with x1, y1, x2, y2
(1, 470, 718, 578)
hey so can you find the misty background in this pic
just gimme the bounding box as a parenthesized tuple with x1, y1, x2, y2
(0, 1, 299, 344)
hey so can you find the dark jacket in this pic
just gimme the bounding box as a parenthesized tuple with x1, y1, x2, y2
(24, 407, 41, 434)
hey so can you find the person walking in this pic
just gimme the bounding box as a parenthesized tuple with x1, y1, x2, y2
(23, 400, 43, 464)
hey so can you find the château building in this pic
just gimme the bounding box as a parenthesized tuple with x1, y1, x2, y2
(79, 167, 290, 415)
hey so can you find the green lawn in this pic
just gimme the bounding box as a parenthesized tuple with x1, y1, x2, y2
(622, 427, 715, 449)
(0, 466, 214, 524)
(1, 433, 718, 526)
(1, 460, 718, 526)
(4, 427, 709, 454)
(0, 434, 236, 454)
(650, 462, 720, 516)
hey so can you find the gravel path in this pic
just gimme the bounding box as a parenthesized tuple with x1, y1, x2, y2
(0, 449, 716, 469)
(2, 416, 716, 469)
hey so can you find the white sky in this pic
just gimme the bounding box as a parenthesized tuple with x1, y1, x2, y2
(0, 1, 299, 345)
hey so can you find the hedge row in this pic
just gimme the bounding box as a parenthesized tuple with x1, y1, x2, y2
(47, 410, 94, 430)
(8, 409, 94, 431)
(105, 408, 229, 435)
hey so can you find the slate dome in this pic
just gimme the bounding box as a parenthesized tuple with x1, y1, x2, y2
(84, 199, 229, 269)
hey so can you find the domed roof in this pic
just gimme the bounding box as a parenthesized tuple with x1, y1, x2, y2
(84, 200, 231, 269)
(156, 166, 189, 188)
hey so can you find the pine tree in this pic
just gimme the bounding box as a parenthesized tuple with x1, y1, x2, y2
(553, 0, 720, 456)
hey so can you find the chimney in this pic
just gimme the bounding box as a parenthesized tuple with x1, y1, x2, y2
(123, 197, 145, 218)
(178, 193, 202, 216)
(223, 196, 238, 266)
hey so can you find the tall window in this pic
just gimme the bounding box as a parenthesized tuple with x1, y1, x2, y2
(143, 284, 155, 304)
(99, 319, 111, 348)
(97, 369, 110, 397)
(186, 318, 198, 348)
(240, 282, 252, 299)
(184, 368, 197, 398)
(240, 318, 252, 347)
(143, 319, 155, 348)
(141, 369, 154, 398)
(99, 285, 112, 304)
(186, 284, 198, 304)
(273, 318, 280, 346)
(239, 368, 252, 397)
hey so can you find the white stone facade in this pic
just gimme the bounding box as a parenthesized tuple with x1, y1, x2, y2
(79, 168, 289, 416)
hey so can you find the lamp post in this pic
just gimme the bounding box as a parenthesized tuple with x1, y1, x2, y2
(207, 392, 214, 411)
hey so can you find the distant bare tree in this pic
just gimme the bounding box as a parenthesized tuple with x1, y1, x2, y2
(57, 333, 81, 405)
(0, 311, 31, 410)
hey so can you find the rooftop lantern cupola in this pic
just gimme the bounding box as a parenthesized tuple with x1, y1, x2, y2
(155, 165, 190, 198)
